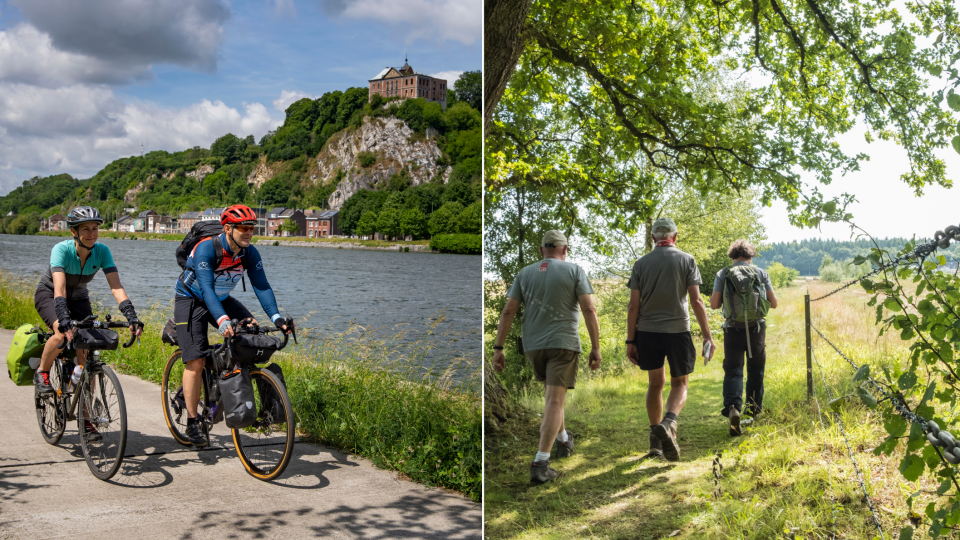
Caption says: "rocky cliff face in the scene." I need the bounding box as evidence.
[247,155,275,189]
[321,117,452,210]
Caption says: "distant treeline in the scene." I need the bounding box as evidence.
[755,237,960,275]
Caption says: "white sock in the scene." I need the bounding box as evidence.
[535,451,551,463]
[556,430,569,443]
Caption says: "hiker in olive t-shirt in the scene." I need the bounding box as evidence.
[710,239,778,436]
[626,217,715,462]
[492,230,602,485]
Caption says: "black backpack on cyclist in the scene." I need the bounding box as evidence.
[175,220,249,291]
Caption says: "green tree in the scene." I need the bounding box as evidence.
[428,201,464,236]
[767,262,800,289]
[356,211,378,237]
[452,70,481,112]
[211,133,243,164]
[258,177,291,206]
[455,201,481,235]
[423,102,445,132]
[400,208,428,239]
[377,208,402,239]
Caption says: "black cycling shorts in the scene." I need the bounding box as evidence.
[34,289,93,333]
[634,331,697,378]
[174,295,253,364]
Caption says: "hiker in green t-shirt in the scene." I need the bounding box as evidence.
[626,217,715,462]
[492,230,602,485]
[709,239,779,436]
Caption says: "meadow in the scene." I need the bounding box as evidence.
[484,280,946,538]
[0,270,481,501]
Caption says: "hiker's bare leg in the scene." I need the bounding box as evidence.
[646,367,666,425]
[540,384,567,453]
[666,375,690,416]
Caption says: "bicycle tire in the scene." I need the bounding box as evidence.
[161,350,212,447]
[232,368,295,481]
[78,364,127,480]
[35,358,66,445]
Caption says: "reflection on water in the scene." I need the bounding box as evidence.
[0,235,480,387]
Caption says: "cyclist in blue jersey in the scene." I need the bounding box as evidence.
[174,204,294,447]
[33,206,143,398]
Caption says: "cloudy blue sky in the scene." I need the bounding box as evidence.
[0,0,480,197]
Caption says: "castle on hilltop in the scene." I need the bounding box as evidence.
[368,58,448,109]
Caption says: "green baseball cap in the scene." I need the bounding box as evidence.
[541,230,568,247]
[652,217,677,233]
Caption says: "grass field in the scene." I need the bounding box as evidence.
[484,281,947,539]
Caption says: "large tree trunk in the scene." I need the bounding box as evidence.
[484,0,533,135]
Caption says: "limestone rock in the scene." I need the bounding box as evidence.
[186,164,215,182]
[247,155,274,189]
[322,117,451,210]
[123,182,145,204]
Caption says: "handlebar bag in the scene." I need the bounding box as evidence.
[220,367,257,429]
[6,324,44,386]
[73,328,119,351]
[161,316,178,346]
[230,334,282,364]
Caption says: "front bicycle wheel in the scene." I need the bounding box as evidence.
[161,350,211,447]
[232,368,295,481]
[35,359,65,445]
[78,364,127,480]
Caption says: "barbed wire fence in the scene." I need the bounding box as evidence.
[800,223,960,537]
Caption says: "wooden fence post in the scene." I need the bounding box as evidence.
[805,293,813,401]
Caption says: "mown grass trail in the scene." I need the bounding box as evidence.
[485,282,943,539]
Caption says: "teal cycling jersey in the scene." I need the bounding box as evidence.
[36,240,117,300]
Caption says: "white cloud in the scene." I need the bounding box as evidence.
[317,0,480,45]
[0,84,281,196]
[268,0,298,16]
[273,90,318,112]
[429,70,463,88]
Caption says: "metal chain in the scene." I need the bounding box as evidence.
[810,348,838,540]
[811,345,885,539]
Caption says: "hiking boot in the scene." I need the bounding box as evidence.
[729,407,742,437]
[185,420,209,448]
[653,418,680,462]
[34,371,53,395]
[555,433,575,458]
[530,460,558,485]
[83,420,102,442]
[648,429,664,458]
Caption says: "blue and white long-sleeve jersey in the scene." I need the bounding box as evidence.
[174,234,282,327]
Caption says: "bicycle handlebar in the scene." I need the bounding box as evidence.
[229,318,292,350]
[52,316,143,350]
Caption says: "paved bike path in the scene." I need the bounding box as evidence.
[0,330,481,540]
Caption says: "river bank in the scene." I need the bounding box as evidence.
[0,271,481,501]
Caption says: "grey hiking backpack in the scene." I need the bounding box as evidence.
[721,265,771,357]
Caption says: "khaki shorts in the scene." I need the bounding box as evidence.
[525,348,580,389]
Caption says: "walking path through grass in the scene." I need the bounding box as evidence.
[485,283,934,539]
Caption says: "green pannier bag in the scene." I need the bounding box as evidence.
[7,324,44,386]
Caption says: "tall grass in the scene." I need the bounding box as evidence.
[1,270,481,501]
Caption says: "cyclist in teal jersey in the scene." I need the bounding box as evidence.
[33,207,143,396]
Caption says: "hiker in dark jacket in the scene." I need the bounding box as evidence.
[710,239,778,436]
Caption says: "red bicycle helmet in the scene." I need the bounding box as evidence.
[221,204,258,226]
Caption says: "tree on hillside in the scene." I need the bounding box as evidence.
[211,133,244,164]
[258,177,291,206]
[484,0,960,231]
[453,70,481,112]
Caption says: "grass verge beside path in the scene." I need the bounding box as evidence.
[485,283,935,539]
[0,270,480,501]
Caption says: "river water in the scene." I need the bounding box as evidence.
[0,234,481,388]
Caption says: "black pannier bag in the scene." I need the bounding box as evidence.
[257,363,288,424]
[73,328,119,350]
[161,316,178,346]
[230,334,282,364]
[220,367,257,429]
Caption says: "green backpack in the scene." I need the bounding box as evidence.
[721,265,771,358]
[6,324,44,386]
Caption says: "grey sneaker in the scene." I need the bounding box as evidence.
[555,434,575,458]
[34,371,53,395]
[648,429,664,458]
[653,419,680,462]
[185,420,209,448]
[729,407,742,437]
[530,460,558,485]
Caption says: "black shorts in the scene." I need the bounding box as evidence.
[174,295,253,363]
[634,331,696,377]
[34,289,93,332]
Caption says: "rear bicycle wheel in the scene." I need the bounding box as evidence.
[161,350,211,447]
[35,359,65,445]
[78,364,127,480]
[232,368,295,481]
